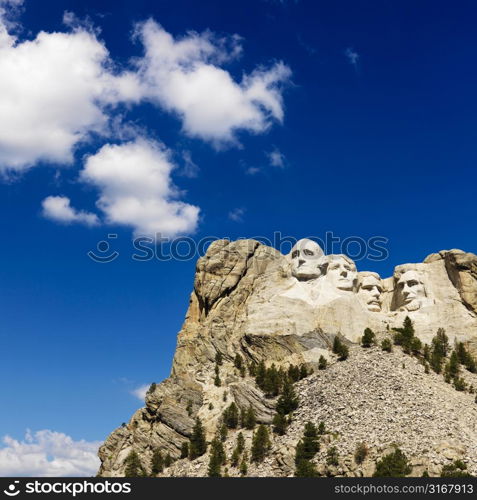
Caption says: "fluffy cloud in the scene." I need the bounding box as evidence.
[266,147,286,168]
[228,207,245,222]
[0,14,140,171]
[41,196,99,226]
[130,384,150,401]
[135,19,291,145]
[79,138,199,237]
[0,430,100,477]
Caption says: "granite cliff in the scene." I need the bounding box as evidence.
[97,239,477,477]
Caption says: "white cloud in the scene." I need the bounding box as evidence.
[266,147,286,168]
[0,15,140,172]
[42,196,99,226]
[0,430,100,477]
[79,138,199,237]
[134,19,291,146]
[130,384,150,401]
[345,47,359,68]
[228,207,245,222]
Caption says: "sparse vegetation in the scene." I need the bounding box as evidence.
[354,442,368,465]
[333,336,349,361]
[361,328,376,348]
[326,446,339,466]
[318,355,328,370]
[373,448,411,477]
[124,450,145,477]
[381,338,393,353]
[441,460,471,477]
[251,425,271,463]
[150,449,164,475]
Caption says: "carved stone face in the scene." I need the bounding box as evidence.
[396,270,426,311]
[327,255,357,291]
[289,239,324,281]
[359,274,383,312]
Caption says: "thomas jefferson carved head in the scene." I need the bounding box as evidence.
[358,272,383,312]
[326,254,358,291]
[395,269,427,311]
[289,238,324,281]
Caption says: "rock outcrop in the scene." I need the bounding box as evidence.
[97,239,477,477]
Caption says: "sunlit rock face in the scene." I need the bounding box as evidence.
[98,238,477,477]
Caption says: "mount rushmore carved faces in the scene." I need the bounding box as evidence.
[358,272,383,312]
[395,269,427,311]
[326,254,358,292]
[289,238,324,281]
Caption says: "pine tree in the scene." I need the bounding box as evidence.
[381,338,393,353]
[223,402,239,428]
[448,350,460,378]
[236,432,245,454]
[276,378,299,415]
[295,458,318,477]
[326,446,339,466]
[318,422,326,435]
[255,360,266,388]
[432,328,449,357]
[272,412,288,435]
[231,447,241,467]
[180,442,189,459]
[430,348,443,373]
[299,364,309,379]
[220,422,228,442]
[215,352,223,366]
[240,454,248,476]
[240,365,246,378]
[333,336,349,360]
[423,344,431,362]
[441,460,471,477]
[234,353,243,369]
[244,406,256,430]
[288,365,300,382]
[393,316,415,353]
[262,364,281,397]
[164,453,173,467]
[354,442,368,465]
[189,417,207,460]
[318,355,328,370]
[361,328,376,348]
[373,448,411,477]
[124,450,145,477]
[150,449,164,475]
[208,437,226,477]
[251,425,271,462]
[214,373,221,387]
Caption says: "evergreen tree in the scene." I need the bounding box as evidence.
[373,448,411,477]
[147,382,157,394]
[423,344,430,362]
[410,336,422,355]
[231,447,241,467]
[272,412,288,435]
[244,406,256,430]
[214,373,221,387]
[295,458,318,477]
[276,378,299,415]
[251,425,271,462]
[361,328,376,348]
[240,365,246,378]
[430,348,443,374]
[381,338,393,353]
[299,364,309,379]
[393,316,415,353]
[150,449,164,475]
[432,328,449,357]
[220,423,228,442]
[215,352,223,366]
[441,460,471,477]
[287,365,300,382]
[164,453,173,467]
[189,417,207,460]
[240,454,248,476]
[124,450,145,477]
[223,402,239,428]
[234,353,243,369]
[448,350,460,378]
[333,336,349,361]
[180,442,189,459]
[248,363,257,377]
[318,355,328,370]
[354,442,368,465]
[236,432,245,454]
[326,446,339,466]
[318,422,326,435]
[262,364,281,397]
[255,361,266,388]
[208,437,226,477]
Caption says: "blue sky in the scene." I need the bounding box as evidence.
[0,0,476,476]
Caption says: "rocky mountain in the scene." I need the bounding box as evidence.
[97,239,477,477]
